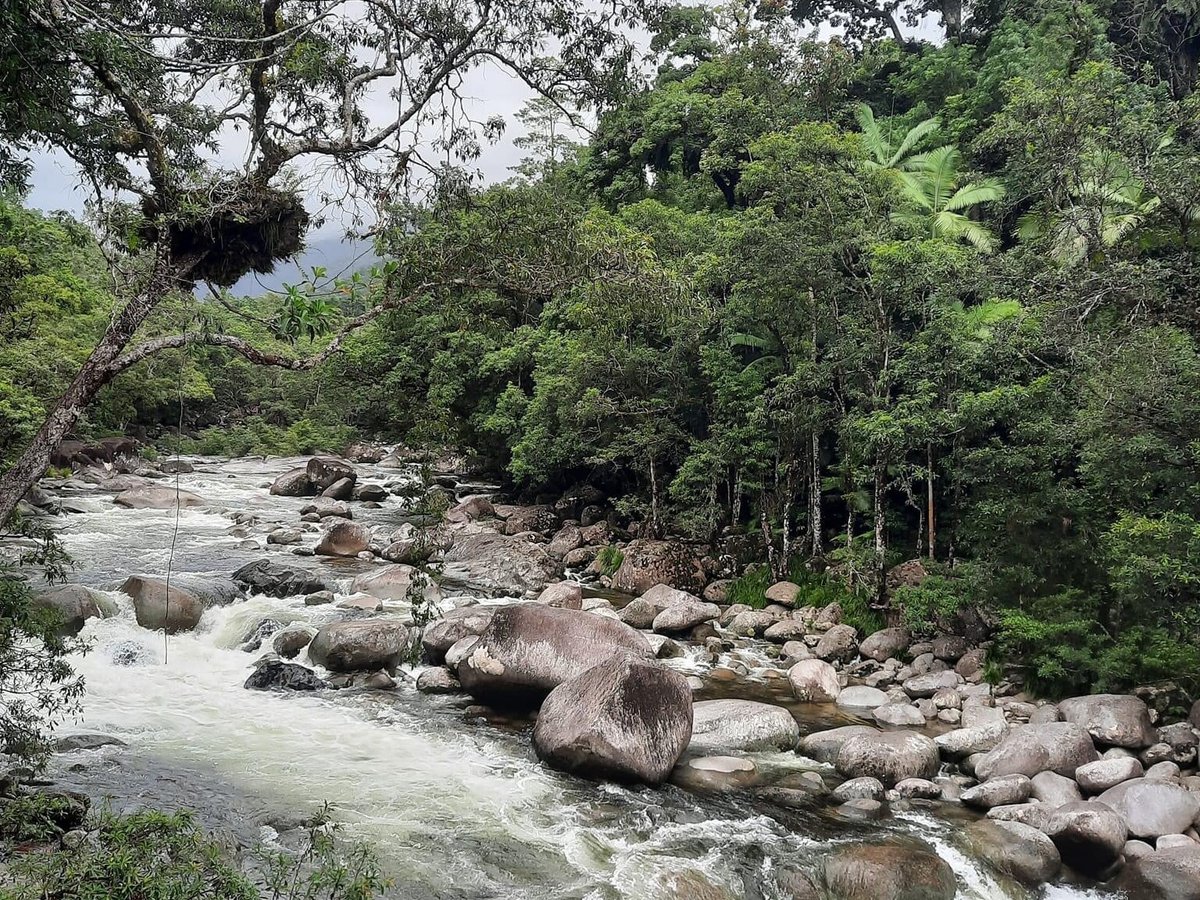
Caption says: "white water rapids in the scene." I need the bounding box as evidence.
[27,457,1112,898]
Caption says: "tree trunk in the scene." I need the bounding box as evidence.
[809,429,822,558]
[759,499,778,580]
[0,254,192,525]
[926,442,936,560]
[872,454,887,610]
[648,455,661,539]
[780,466,792,581]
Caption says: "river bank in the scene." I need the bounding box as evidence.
[5,451,1197,898]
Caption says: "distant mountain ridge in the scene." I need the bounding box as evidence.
[230,234,379,297]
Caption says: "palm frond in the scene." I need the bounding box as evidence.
[854,103,890,167]
[944,178,1005,212]
[935,210,998,252]
[890,117,940,169]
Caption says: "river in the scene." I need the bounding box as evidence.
[34,456,1111,899]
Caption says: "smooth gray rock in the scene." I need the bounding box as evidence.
[873,703,925,727]
[1030,770,1082,807]
[837,686,889,709]
[835,731,940,786]
[1076,756,1144,794]
[1058,693,1157,749]
[788,658,840,702]
[798,725,879,765]
[974,723,1099,780]
[421,606,496,663]
[1096,778,1200,839]
[967,819,1061,885]
[1044,801,1127,876]
[1113,845,1200,900]
[308,620,409,672]
[689,699,799,754]
[901,671,960,699]
[858,627,910,663]
[962,774,1033,810]
[822,843,956,900]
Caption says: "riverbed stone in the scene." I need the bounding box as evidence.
[315,520,372,557]
[244,660,326,691]
[836,686,889,710]
[670,755,758,792]
[440,531,558,597]
[689,699,800,754]
[934,721,1008,759]
[835,731,940,786]
[974,722,1099,780]
[799,726,879,765]
[832,777,885,803]
[726,609,779,637]
[533,655,691,785]
[421,606,496,663]
[272,624,317,659]
[1058,693,1157,749]
[306,457,356,492]
[307,620,409,672]
[858,627,910,663]
[119,574,240,633]
[822,843,956,900]
[609,540,706,595]
[416,667,461,694]
[1044,800,1128,876]
[34,584,113,634]
[1096,778,1200,839]
[901,671,960,699]
[1113,845,1200,900]
[873,704,925,728]
[535,582,583,609]
[1031,770,1082,807]
[966,819,1061,885]
[788,659,841,703]
[764,581,802,605]
[1076,756,1144,793]
[962,773,1033,809]
[894,778,941,799]
[814,624,858,663]
[320,477,355,500]
[351,564,440,604]
[269,466,313,496]
[653,597,720,634]
[457,604,653,704]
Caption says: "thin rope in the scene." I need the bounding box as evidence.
[161,327,186,665]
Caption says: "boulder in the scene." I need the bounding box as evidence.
[446,496,495,523]
[689,699,800,754]
[935,721,1008,759]
[272,624,317,659]
[307,620,410,672]
[535,582,583,609]
[119,574,240,633]
[873,704,925,728]
[34,584,113,634]
[763,581,802,605]
[1030,770,1082,807]
[726,609,778,637]
[653,598,720,634]
[232,560,329,598]
[416,667,461,694]
[244,660,326,691]
[314,521,372,557]
[931,635,970,662]
[320,477,355,500]
[670,755,758,792]
[269,466,312,496]
[835,731,940,785]
[547,525,584,558]
[961,774,1033,810]
[1096,778,1200,839]
[353,483,389,502]
[113,485,204,509]
[617,597,659,629]
[858,627,910,663]
[788,659,841,703]
[894,778,941,799]
[1043,801,1127,876]
[502,505,559,536]
[421,606,496,663]
[306,457,356,492]
[351,564,440,604]
[1113,845,1200,899]
[532,655,692,785]
[974,723,1099,780]
[609,540,706,595]
[901,671,960,699]
[457,604,653,704]
[832,777,885,803]
[822,843,956,900]
[836,686,889,710]
[1076,756,1143,794]
[799,726,879,765]
[1058,693,1157,749]
[440,531,558,597]
[300,498,351,519]
[814,624,858,663]
[966,820,1061,885]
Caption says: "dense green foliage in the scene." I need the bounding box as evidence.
[4,0,1200,697]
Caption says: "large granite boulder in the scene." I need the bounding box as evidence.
[244,660,327,691]
[457,604,653,704]
[788,659,841,702]
[858,627,910,663]
[1043,801,1127,876]
[314,521,372,557]
[1075,756,1144,794]
[351,564,441,604]
[307,620,410,672]
[232,559,330,598]
[1095,778,1200,839]
[421,605,497,663]
[652,595,720,634]
[835,731,940,786]
[966,820,1061,885]
[798,726,880,765]
[1112,845,1200,900]
[34,584,114,634]
[119,574,240,633]
[306,457,356,492]
[822,843,956,900]
[1057,693,1156,749]
[532,655,692,785]
[502,505,559,537]
[609,540,706,595]
[440,531,558,597]
[974,723,1099,780]
[689,699,799,754]
[269,466,313,496]
[814,624,858,663]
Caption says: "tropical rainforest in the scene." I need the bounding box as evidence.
[3,0,1200,702]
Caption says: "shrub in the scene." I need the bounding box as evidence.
[595,546,624,577]
[726,564,771,609]
[892,574,974,637]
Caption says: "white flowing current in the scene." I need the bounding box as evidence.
[30,457,1112,899]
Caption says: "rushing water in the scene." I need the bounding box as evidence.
[27,457,1112,899]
